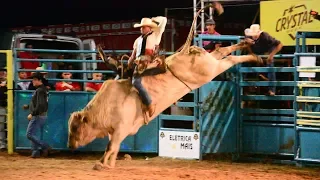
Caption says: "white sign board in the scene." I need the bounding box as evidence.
[299,56,316,78]
[159,130,200,159]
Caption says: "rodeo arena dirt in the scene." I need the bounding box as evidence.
[0,151,319,180]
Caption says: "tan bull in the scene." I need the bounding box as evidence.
[67,4,261,170]
[67,41,261,169]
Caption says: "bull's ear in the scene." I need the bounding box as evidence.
[74,112,82,120]
[81,115,88,124]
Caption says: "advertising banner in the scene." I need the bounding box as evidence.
[260,0,320,46]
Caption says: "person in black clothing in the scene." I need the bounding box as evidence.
[244,24,283,96]
[26,72,51,158]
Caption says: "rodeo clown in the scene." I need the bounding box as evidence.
[127,16,167,117]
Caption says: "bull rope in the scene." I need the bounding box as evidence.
[120,54,130,79]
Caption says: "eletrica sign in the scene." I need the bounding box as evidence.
[260,0,320,46]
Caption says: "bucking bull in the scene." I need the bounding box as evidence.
[67,4,262,170]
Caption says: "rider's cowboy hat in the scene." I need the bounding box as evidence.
[133,18,158,28]
[244,24,263,37]
[31,67,48,74]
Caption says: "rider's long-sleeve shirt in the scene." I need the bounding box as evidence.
[133,16,167,57]
[29,84,48,116]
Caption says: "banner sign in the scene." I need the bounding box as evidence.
[260,0,320,46]
[158,130,200,159]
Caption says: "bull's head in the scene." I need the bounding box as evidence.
[67,111,97,149]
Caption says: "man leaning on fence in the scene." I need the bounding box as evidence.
[26,72,51,158]
[244,24,283,96]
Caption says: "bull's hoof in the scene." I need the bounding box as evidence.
[124,154,132,161]
[93,163,104,171]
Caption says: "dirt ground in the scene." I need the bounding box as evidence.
[1,151,320,180]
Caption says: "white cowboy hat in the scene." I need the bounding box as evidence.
[244,24,263,37]
[133,18,158,28]
[31,67,48,74]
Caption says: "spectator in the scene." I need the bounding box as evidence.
[55,71,81,91]
[19,43,39,77]
[0,68,6,150]
[85,70,103,92]
[202,19,221,52]
[17,69,31,90]
[244,24,283,96]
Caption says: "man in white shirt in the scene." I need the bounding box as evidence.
[127,16,167,117]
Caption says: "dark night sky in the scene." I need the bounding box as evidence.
[3,0,193,28]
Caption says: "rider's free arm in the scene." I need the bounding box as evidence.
[263,32,283,58]
[152,16,168,55]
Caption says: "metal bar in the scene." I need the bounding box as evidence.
[296,100,320,103]
[259,54,295,58]
[159,128,195,132]
[16,58,128,63]
[297,111,320,115]
[297,81,320,87]
[159,114,195,121]
[14,48,174,55]
[297,119,320,122]
[17,79,108,83]
[239,67,295,73]
[241,95,295,101]
[296,126,320,131]
[295,158,320,163]
[242,116,294,122]
[240,81,296,86]
[296,114,320,119]
[296,96,320,102]
[174,102,197,107]
[5,50,13,155]
[297,122,320,126]
[293,42,299,162]
[17,69,115,73]
[243,122,294,127]
[16,90,96,94]
[296,96,320,99]
[295,53,320,56]
[297,66,320,70]
[197,34,244,41]
[15,48,131,53]
[241,108,295,114]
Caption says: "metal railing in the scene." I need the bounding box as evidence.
[0,50,13,155]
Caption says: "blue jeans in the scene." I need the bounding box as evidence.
[26,115,49,156]
[267,62,276,92]
[132,76,152,106]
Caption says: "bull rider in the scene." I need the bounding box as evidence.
[127,16,167,117]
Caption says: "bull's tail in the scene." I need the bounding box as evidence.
[142,103,149,125]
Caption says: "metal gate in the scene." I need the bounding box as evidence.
[294,31,320,165]
[13,48,162,153]
[194,35,242,157]
[0,50,13,155]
